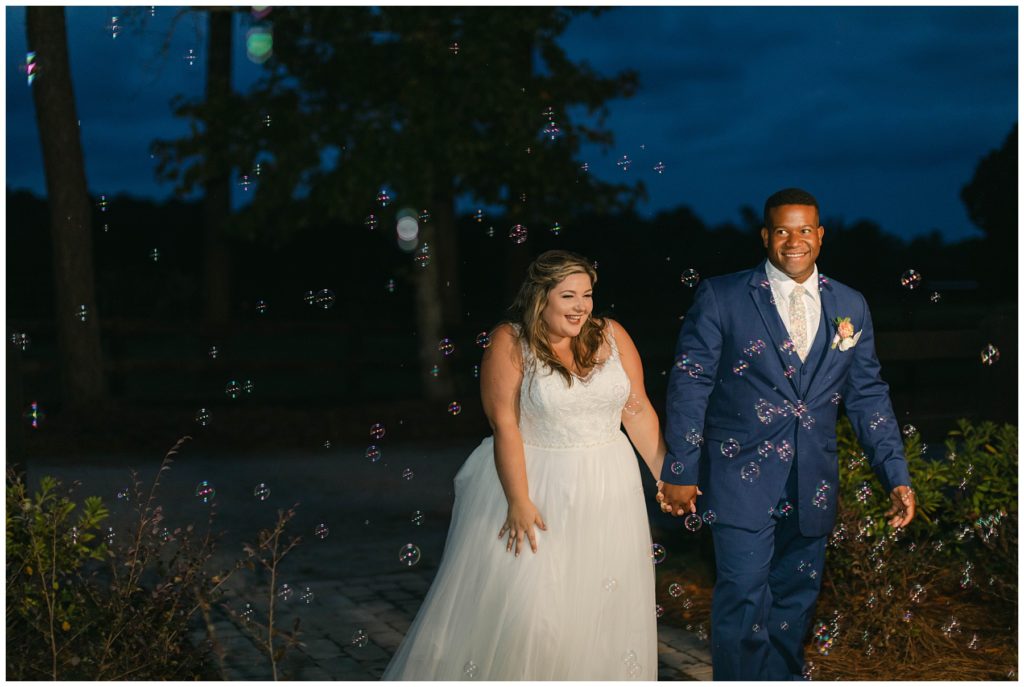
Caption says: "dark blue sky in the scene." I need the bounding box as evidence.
[5,5,1018,241]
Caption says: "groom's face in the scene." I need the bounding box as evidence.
[761,204,824,283]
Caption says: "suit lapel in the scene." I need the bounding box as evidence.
[804,276,839,399]
[747,263,799,396]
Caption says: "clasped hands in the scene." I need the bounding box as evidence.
[656,481,702,516]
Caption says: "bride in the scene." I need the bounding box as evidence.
[383,250,666,680]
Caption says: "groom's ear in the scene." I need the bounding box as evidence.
[760,226,770,248]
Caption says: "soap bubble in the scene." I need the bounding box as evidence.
[980,344,1000,366]
[472,364,480,378]
[256,300,268,315]
[653,161,666,174]
[780,338,797,356]
[830,392,842,405]
[10,332,31,351]
[438,338,455,356]
[541,121,561,141]
[602,577,618,592]
[508,224,528,244]
[240,603,254,624]
[253,483,271,501]
[370,423,386,440]
[550,221,562,236]
[784,365,797,379]
[207,345,219,359]
[448,42,460,55]
[149,248,160,262]
[415,243,432,268]
[930,291,942,304]
[183,48,198,66]
[300,586,314,604]
[668,582,683,597]
[680,269,700,288]
[75,304,88,322]
[351,629,369,647]
[377,188,392,207]
[868,412,888,430]
[195,481,215,504]
[702,510,717,524]
[195,408,210,426]
[23,402,44,429]
[463,661,478,679]
[812,481,831,509]
[314,523,329,540]
[902,423,917,437]
[743,339,767,357]
[430,365,439,378]
[116,487,130,503]
[243,379,254,395]
[684,513,703,532]
[899,269,922,290]
[651,543,667,564]
[685,429,704,446]
[909,583,927,604]
[313,289,335,309]
[447,401,462,416]
[616,155,632,171]
[669,461,684,476]
[364,214,379,231]
[365,445,382,462]
[740,462,761,483]
[720,438,740,458]
[757,441,773,459]
[755,399,775,424]
[732,360,749,376]
[411,510,424,526]
[655,604,665,618]
[856,482,872,503]
[385,278,396,293]
[398,543,421,567]
[402,468,415,481]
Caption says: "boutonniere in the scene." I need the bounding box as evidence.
[830,316,862,351]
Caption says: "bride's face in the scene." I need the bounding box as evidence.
[541,272,593,340]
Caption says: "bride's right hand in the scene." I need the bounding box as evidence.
[498,499,547,556]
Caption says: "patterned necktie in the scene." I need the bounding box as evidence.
[789,285,808,363]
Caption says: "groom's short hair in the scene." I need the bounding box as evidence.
[763,188,819,227]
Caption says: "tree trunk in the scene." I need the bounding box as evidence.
[202,10,234,326]
[26,7,108,408]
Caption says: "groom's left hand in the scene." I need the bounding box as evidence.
[886,485,916,528]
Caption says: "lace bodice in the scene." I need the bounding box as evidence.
[517,323,631,448]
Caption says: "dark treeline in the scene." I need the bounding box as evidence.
[6,188,1008,328]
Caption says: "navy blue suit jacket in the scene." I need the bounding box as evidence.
[661,261,912,537]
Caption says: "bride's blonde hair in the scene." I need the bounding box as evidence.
[506,250,605,385]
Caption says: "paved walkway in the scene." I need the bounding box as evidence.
[28,440,712,680]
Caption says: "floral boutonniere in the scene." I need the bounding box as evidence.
[830,316,862,351]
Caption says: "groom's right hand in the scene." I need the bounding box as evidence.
[656,481,701,517]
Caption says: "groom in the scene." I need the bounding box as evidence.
[657,188,915,680]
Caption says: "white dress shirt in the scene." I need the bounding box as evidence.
[765,260,821,361]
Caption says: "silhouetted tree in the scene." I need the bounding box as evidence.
[154,7,640,399]
[962,124,1016,292]
[26,7,108,407]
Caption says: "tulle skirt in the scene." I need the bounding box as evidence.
[381,433,657,680]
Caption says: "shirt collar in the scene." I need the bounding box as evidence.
[765,260,820,303]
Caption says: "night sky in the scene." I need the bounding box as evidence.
[5,5,1018,242]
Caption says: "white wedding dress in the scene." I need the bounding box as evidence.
[382,324,657,680]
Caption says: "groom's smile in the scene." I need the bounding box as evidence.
[761,204,824,283]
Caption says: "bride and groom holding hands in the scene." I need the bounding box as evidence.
[383,187,915,681]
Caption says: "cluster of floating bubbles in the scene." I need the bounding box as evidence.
[674,353,704,379]
[812,481,831,509]
[621,649,643,678]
